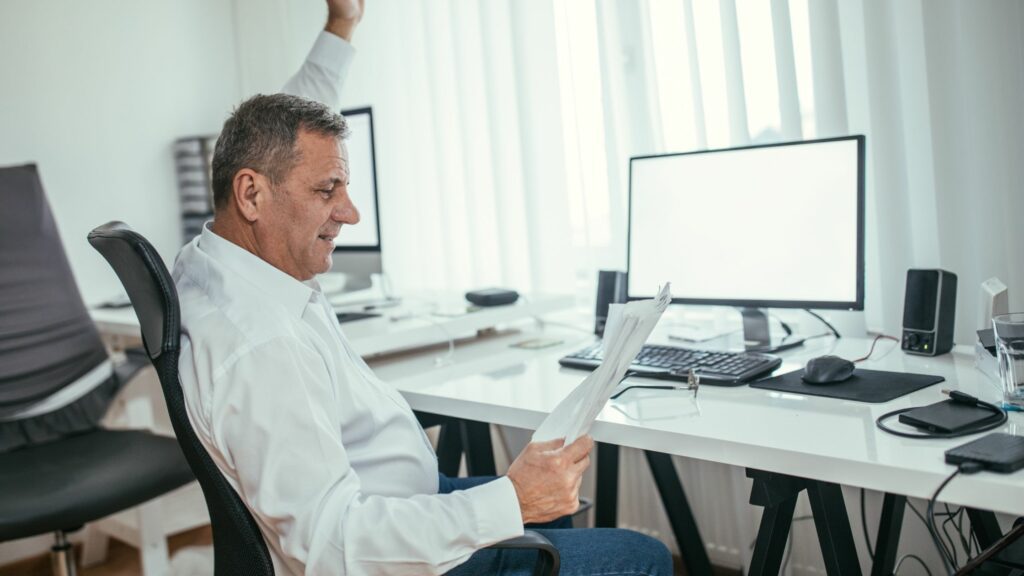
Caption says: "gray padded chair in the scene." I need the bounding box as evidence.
[88,221,560,576]
[0,164,194,575]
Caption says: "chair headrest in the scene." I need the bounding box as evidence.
[87,222,179,360]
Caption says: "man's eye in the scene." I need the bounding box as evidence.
[317,189,333,198]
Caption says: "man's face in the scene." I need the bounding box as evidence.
[256,129,359,280]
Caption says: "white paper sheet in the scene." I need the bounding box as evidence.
[533,284,672,443]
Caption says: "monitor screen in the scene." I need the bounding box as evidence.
[335,107,380,249]
[627,136,864,310]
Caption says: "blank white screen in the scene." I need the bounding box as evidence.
[628,139,860,304]
[334,110,380,248]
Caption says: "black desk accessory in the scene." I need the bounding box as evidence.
[465,288,519,307]
[877,390,1007,439]
[594,270,627,336]
[336,311,381,323]
[899,399,1005,434]
[977,328,997,356]
[802,355,855,384]
[749,368,943,403]
[945,433,1024,473]
[901,268,957,356]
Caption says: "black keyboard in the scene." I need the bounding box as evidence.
[559,342,782,386]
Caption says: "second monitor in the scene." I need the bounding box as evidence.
[329,107,383,292]
[627,135,865,350]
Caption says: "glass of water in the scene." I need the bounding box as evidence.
[994,313,1024,407]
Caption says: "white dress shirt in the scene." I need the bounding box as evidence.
[172,33,523,576]
[173,226,523,575]
[282,31,355,111]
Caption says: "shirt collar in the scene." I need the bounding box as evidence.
[198,223,318,319]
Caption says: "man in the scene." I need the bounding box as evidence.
[173,3,672,575]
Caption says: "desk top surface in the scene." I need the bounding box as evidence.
[93,303,1024,515]
[369,320,1024,516]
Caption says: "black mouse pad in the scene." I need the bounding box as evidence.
[749,368,945,403]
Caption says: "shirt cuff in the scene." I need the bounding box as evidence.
[467,476,525,543]
[307,31,356,78]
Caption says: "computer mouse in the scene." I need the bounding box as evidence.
[802,355,856,385]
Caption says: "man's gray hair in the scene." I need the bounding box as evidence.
[211,93,349,209]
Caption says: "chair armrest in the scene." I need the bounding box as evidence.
[488,530,560,576]
[575,497,593,517]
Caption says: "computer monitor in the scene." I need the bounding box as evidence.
[329,107,382,291]
[627,135,865,351]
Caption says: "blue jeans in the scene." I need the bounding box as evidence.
[439,475,672,576]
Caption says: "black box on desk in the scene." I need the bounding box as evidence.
[901,269,957,356]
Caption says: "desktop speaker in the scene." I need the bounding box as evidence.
[595,270,627,336]
[902,269,957,356]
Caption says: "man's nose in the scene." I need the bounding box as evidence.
[334,195,360,225]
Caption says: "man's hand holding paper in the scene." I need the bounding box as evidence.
[533,284,672,443]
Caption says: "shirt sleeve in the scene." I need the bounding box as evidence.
[211,336,524,575]
[281,31,355,110]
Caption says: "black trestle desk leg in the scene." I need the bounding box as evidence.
[869,493,906,576]
[967,508,1004,550]
[435,421,463,477]
[595,442,619,528]
[806,481,862,576]
[747,470,799,576]
[460,420,497,477]
[644,451,712,576]
[415,412,463,477]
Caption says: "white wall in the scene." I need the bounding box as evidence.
[0,0,243,564]
[0,0,241,305]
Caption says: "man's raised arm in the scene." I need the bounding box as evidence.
[281,0,364,109]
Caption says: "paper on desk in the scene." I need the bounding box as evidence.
[533,284,672,444]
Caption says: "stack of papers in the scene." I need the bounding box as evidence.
[533,284,672,443]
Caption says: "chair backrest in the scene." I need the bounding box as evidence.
[88,221,274,576]
[0,164,108,417]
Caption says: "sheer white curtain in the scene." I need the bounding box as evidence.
[334,0,580,297]
[241,0,1023,338]
[378,0,1023,342]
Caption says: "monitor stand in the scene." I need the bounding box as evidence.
[739,308,806,353]
[323,273,400,310]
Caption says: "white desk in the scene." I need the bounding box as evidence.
[373,328,1022,516]
[368,319,1024,574]
[91,292,572,357]
[92,302,1023,573]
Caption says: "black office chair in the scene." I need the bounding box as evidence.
[88,221,560,576]
[0,164,194,576]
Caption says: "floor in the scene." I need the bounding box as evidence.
[1,525,740,576]
[0,526,212,576]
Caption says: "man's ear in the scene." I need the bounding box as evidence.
[231,169,269,222]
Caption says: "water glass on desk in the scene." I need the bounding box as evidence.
[995,313,1024,408]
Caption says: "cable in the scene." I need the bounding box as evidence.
[860,488,874,560]
[927,468,961,574]
[768,314,794,337]
[876,390,1007,439]
[926,463,985,575]
[906,499,957,564]
[418,314,456,367]
[851,334,900,363]
[804,309,841,338]
[940,505,960,567]
[893,553,933,576]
